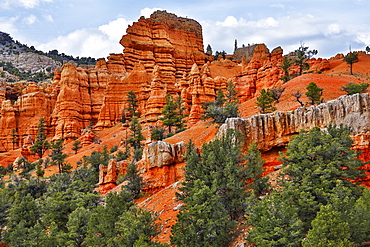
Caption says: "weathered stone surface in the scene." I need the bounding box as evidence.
[142,141,186,169]
[233,44,284,102]
[105,159,118,183]
[0,81,56,151]
[120,10,205,91]
[0,52,60,74]
[218,93,370,152]
[136,141,187,192]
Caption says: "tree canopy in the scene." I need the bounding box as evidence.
[341,82,369,95]
[343,52,358,75]
[247,125,369,246]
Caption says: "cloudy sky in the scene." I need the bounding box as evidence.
[0,0,369,59]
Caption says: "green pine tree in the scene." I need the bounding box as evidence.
[30,118,50,159]
[71,139,82,154]
[303,204,355,247]
[124,161,144,199]
[171,180,234,247]
[202,82,239,124]
[247,125,366,245]
[281,56,292,82]
[49,139,70,173]
[127,116,144,151]
[161,94,185,133]
[341,82,369,95]
[305,82,323,105]
[172,129,248,247]
[245,142,269,196]
[256,89,276,113]
[343,52,358,75]
[127,90,140,118]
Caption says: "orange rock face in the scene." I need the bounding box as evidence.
[120,10,206,90]
[233,44,284,102]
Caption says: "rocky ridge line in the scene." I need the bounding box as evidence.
[218,93,370,152]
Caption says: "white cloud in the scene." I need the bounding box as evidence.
[326,24,341,35]
[201,13,359,57]
[356,33,370,46]
[99,18,130,42]
[43,14,53,22]
[37,17,131,58]
[0,16,19,36]
[2,0,53,9]
[23,15,37,25]
[140,7,163,18]
[270,3,285,9]
[217,16,239,27]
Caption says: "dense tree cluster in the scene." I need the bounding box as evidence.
[0,166,165,246]
[247,125,370,246]
[171,129,268,246]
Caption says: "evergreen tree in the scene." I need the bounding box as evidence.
[256,88,276,113]
[83,145,110,172]
[172,129,248,246]
[206,44,213,56]
[161,94,185,133]
[175,95,187,131]
[341,82,369,95]
[347,189,370,244]
[65,207,91,247]
[126,90,139,118]
[30,118,50,159]
[247,191,304,246]
[305,82,323,105]
[303,204,355,247]
[124,161,144,199]
[49,139,70,173]
[151,126,166,141]
[127,116,145,158]
[114,207,163,247]
[245,142,269,196]
[343,52,358,75]
[71,139,82,154]
[36,164,44,178]
[202,82,239,124]
[225,80,238,103]
[86,190,134,246]
[281,56,292,82]
[171,180,234,247]
[247,125,366,245]
[11,128,18,150]
[294,43,318,76]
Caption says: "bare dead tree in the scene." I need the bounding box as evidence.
[271,86,285,103]
[292,90,304,106]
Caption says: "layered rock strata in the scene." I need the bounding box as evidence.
[139,141,186,192]
[120,10,206,91]
[218,93,370,152]
[233,44,284,102]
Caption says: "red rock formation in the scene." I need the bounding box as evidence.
[144,65,168,122]
[218,93,370,152]
[120,10,205,91]
[140,141,186,192]
[233,44,284,102]
[0,81,56,151]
